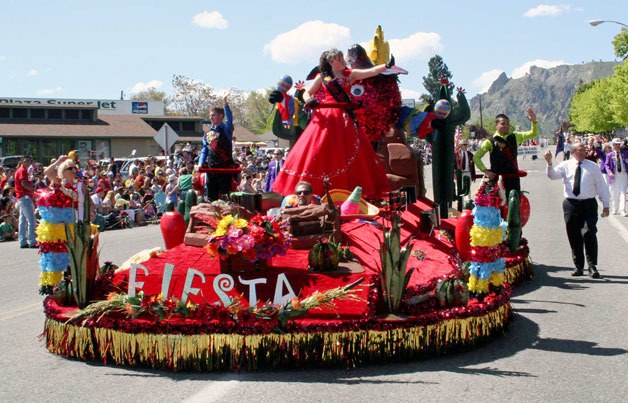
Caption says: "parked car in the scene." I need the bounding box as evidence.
[0,155,25,169]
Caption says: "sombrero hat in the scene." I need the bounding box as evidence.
[321,189,380,220]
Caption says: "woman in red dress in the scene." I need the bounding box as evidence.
[272,49,390,199]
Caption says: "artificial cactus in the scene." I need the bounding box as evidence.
[379,212,415,313]
[429,80,471,218]
[506,190,522,252]
[435,277,470,307]
[184,191,198,225]
[308,238,341,272]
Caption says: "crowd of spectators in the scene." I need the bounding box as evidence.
[0,141,289,243]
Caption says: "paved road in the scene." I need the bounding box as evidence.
[1,155,627,402]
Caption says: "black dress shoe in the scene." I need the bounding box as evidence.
[571,268,584,276]
[588,267,600,278]
[20,244,28,249]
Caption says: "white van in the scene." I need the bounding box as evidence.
[257,147,287,158]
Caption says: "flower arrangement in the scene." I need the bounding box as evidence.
[205,214,291,262]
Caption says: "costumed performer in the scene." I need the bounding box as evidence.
[199,91,236,201]
[36,155,79,294]
[473,108,538,197]
[271,48,390,199]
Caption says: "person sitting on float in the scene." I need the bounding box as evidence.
[280,181,321,209]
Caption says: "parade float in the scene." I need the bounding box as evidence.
[42,26,532,371]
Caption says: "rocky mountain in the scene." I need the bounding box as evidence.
[468,61,619,131]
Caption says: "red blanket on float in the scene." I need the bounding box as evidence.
[113,200,458,319]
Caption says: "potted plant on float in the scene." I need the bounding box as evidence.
[205,213,291,272]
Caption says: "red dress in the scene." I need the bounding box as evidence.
[272,72,389,199]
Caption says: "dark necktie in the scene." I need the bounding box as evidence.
[618,153,622,173]
[573,162,582,196]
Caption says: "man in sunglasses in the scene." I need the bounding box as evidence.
[281,181,320,208]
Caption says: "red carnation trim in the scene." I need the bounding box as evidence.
[470,244,506,263]
[39,241,68,253]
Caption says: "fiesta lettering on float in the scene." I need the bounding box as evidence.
[127,263,298,307]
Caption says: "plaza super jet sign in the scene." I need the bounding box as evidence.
[0,97,164,116]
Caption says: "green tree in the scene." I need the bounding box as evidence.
[130,88,172,113]
[243,90,274,134]
[569,77,619,133]
[169,74,218,116]
[421,55,455,102]
[612,29,628,60]
[608,61,628,125]
[224,89,247,127]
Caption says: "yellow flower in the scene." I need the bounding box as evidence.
[234,218,248,229]
[214,227,227,236]
[218,215,233,228]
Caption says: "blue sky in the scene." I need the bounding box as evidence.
[1,1,626,101]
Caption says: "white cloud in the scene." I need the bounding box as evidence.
[388,32,444,61]
[0,55,6,62]
[472,69,503,93]
[511,59,566,78]
[27,69,40,77]
[524,4,572,17]
[264,20,351,64]
[37,86,62,96]
[130,80,163,93]
[192,11,229,29]
[400,87,422,101]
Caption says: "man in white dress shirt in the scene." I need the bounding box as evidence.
[545,142,610,278]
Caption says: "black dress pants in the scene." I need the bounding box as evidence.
[562,198,598,270]
[205,171,232,202]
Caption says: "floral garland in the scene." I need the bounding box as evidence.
[64,279,365,331]
[45,284,511,336]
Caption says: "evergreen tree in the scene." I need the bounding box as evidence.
[421,55,455,102]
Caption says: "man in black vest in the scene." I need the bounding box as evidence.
[473,108,538,196]
[199,93,235,201]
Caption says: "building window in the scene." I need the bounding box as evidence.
[148,121,163,131]
[0,108,9,118]
[30,109,45,119]
[13,108,28,119]
[80,110,93,120]
[181,121,195,132]
[168,122,180,131]
[65,109,80,120]
[47,109,63,120]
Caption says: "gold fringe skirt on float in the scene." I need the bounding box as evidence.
[44,303,511,372]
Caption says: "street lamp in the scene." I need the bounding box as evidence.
[589,19,628,28]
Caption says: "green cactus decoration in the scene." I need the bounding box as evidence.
[506,189,522,252]
[435,277,470,307]
[176,199,186,217]
[379,212,415,313]
[64,188,99,309]
[428,80,470,218]
[184,191,198,225]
